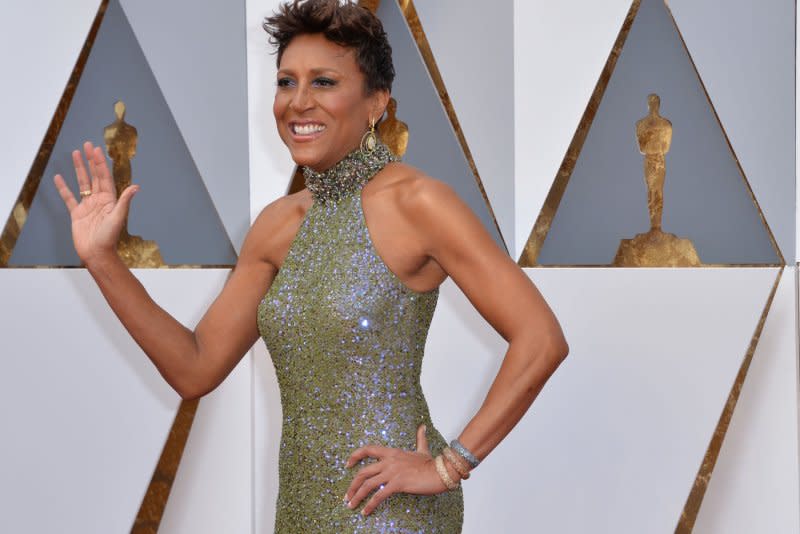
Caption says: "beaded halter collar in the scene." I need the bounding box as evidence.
[303,142,398,203]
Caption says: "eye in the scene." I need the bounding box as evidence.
[276,77,295,88]
[313,77,336,87]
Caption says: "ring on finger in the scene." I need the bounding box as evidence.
[80,190,92,197]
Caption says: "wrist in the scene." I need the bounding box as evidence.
[433,454,460,491]
[442,453,463,481]
[83,249,123,273]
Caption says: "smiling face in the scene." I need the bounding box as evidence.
[273,33,389,172]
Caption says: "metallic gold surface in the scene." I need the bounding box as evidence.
[397,0,507,253]
[614,94,700,267]
[614,229,701,267]
[675,267,784,533]
[378,97,409,157]
[0,0,110,266]
[131,399,199,534]
[104,100,164,268]
[518,0,641,267]
[637,94,671,231]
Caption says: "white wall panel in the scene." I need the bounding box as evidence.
[513,0,632,258]
[694,268,800,533]
[247,4,290,529]
[247,0,297,221]
[159,351,253,534]
[0,269,229,533]
[0,0,99,227]
[425,268,776,533]
[252,342,282,534]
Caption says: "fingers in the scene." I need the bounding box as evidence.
[53,174,78,212]
[346,445,388,468]
[415,424,429,454]
[345,462,382,504]
[72,148,91,195]
[361,480,397,516]
[346,474,392,513]
[110,184,139,222]
[91,145,115,194]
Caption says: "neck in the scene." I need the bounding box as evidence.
[303,142,398,203]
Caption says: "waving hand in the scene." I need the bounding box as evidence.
[53,141,139,265]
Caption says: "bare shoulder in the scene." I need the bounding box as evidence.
[242,189,313,269]
[371,161,458,212]
[372,161,497,260]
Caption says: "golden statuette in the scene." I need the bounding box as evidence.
[614,94,700,267]
[103,100,164,267]
[377,97,409,157]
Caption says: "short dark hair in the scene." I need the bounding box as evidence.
[263,0,395,94]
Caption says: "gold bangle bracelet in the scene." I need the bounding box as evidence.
[443,447,471,480]
[434,454,460,490]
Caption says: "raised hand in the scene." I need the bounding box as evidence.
[343,424,454,516]
[53,141,139,265]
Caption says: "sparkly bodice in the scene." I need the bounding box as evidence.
[257,144,463,532]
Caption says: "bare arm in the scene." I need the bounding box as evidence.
[54,142,282,399]
[345,172,568,515]
[411,177,569,462]
[84,230,275,400]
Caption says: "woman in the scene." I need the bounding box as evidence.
[53,0,568,531]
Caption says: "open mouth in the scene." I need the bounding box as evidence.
[290,122,326,136]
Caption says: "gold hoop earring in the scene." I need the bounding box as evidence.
[360,116,378,153]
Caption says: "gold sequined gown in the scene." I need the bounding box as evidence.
[257,144,464,533]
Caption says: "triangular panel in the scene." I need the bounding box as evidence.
[519,0,781,267]
[7,0,236,266]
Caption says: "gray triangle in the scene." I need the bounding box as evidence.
[119,0,250,252]
[10,0,236,266]
[536,0,779,265]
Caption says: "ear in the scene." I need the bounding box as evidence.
[370,89,391,121]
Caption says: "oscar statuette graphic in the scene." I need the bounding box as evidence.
[103,100,165,267]
[614,94,700,266]
[377,97,409,157]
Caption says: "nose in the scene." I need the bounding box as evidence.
[289,83,314,113]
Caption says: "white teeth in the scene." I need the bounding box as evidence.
[293,123,325,135]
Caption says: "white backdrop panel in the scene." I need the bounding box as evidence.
[693,268,800,533]
[247,2,307,532]
[159,351,253,534]
[0,0,99,229]
[253,342,282,534]
[428,268,776,533]
[0,269,229,534]
[247,0,297,220]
